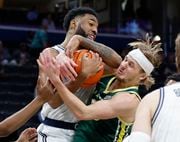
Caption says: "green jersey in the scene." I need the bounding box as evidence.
[73,75,140,142]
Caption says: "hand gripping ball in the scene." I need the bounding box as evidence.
[73,49,104,88]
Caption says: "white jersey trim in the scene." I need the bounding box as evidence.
[51,45,65,53]
[152,87,165,125]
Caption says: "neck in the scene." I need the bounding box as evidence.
[61,31,75,48]
[110,78,138,90]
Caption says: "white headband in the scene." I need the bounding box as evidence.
[128,48,154,75]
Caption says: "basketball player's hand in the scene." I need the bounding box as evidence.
[36,68,54,103]
[56,52,77,82]
[37,58,60,86]
[16,128,37,142]
[66,35,81,58]
[39,48,77,82]
[39,48,52,66]
[81,51,103,78]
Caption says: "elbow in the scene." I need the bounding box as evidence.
[110,62,121,69]
[112,59,122,69]
[70,105,92,121]
[73,109,91,121]
[107,55,122,69]
[74,112,88,121]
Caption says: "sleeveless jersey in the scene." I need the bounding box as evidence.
[37,45,95,141]
[39,44,95,122]
[152,82,180,142]
[73,75,140,142]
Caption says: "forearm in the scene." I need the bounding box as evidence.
[65,73,87,93]
[54,79,117,120]
[53,78,90,120]
[0,97,43,137]
[78,36,122,68]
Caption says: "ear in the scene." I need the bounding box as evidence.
[139,72,147,82]
[69,19,76,30]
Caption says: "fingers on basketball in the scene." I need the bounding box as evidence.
[73,49,104,87]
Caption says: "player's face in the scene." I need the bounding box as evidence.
[75,14,98,41]
[115,55,146,85]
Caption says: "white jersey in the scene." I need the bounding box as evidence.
[37,45,95,142]
[39,87,95,122]
[152,82,180,142]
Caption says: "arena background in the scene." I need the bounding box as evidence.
[0,0,179,141]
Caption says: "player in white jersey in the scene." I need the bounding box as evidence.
[37,6,123,142]
[37,45,95,141]
[151,83,180,142]
[123,33,180,142]
[37,7,121,142]
[36,7,100,142]
[123,82,180,142]
[37,81,95,142]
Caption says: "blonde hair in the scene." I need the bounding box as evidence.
[128,34,163,89]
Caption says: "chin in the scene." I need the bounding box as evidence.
[115,75,125,80]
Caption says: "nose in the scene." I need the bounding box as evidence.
[92,26,98,36]
[120,61,128,69]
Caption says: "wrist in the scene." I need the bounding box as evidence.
[50,76,61,85]
[35,97,45,105]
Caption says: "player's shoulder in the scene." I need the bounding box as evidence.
[141,89,160,106]
[137,88,160,118]
[51,44,65,53]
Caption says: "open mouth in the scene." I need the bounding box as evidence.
[117,68,125,75]
[87,35,96,40]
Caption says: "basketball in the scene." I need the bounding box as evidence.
[73,49,104,88]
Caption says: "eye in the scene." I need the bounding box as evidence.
[89,22,94,27]
[129,61,134,68]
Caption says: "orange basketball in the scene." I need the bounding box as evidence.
[73,49,104,88]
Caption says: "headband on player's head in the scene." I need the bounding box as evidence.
[128,48,154,75]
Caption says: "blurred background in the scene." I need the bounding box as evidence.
[0,0,179,141]
[0,0,180,52]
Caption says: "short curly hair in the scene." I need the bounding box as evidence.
[63,7,98,31]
